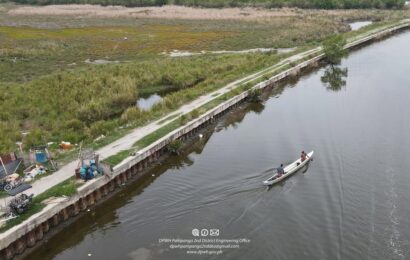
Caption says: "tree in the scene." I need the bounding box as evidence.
[155,0,167,5]
[322,34,348,66]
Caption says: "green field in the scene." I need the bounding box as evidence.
[0,6,354,83]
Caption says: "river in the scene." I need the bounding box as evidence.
[25,31,410,260]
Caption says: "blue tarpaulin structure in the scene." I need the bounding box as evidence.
[35,150,47,163]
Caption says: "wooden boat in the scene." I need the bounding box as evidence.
[263,151,314,186]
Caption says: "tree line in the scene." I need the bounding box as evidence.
[2,0,406,9]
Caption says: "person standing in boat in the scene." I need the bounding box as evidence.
[277,164,285,177]
[301,151,309,162]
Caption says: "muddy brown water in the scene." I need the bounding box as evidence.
[25,31,410,260]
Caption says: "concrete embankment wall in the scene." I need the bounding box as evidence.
[0,21,409,260]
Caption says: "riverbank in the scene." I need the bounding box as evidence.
[0,19,408,260]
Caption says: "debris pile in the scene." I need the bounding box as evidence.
[76,149,104,181]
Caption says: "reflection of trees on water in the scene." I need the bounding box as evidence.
[321,66,348,92]
[167,153,195,170]
[171,100,267,168]
[217,102,266,131]
[250,102,265,114]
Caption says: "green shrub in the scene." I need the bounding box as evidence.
[87,120,117,139]
[180,114,189,125]
[121,107,143,123]
[0,122,20,154]
[167,139,183,155]
[190,109,200,119]
[247,89,263,102]
[64,119,85,132]
[25,128,50,148]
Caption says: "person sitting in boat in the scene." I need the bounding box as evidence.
[277,164,285,177]
[301,151,309,162]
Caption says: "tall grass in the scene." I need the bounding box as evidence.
[0,52,291,153]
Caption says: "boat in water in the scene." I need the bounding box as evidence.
[263,151,314,186]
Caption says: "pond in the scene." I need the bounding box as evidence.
[349,21,373,31]
[136,94,162,110]
[84,59,120,65]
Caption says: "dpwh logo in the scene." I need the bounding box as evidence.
[192,228,219,237]
[210,229,219,236]
[192,229,199,237]
[201,229,209,237]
